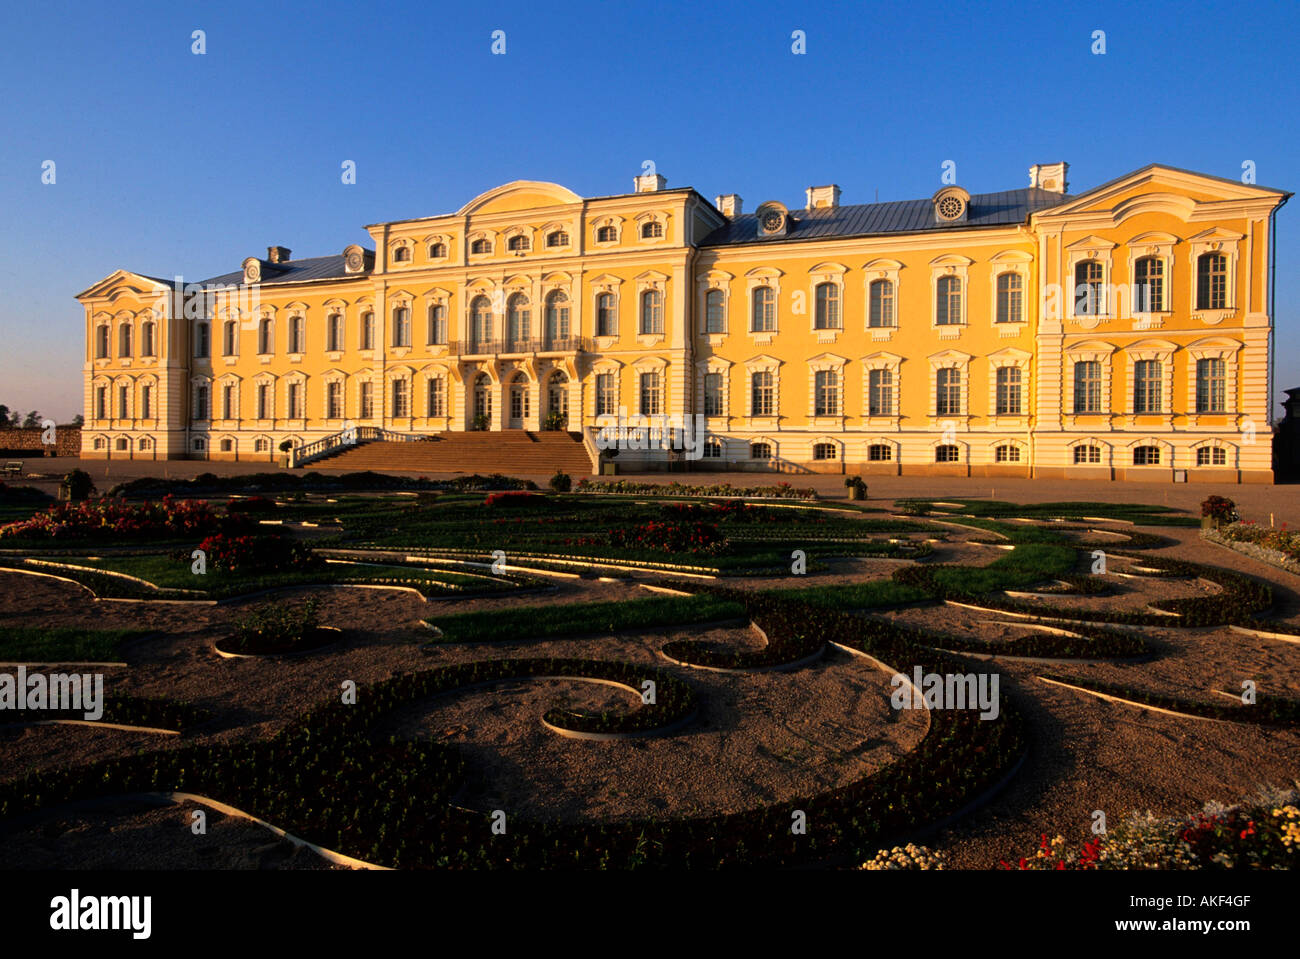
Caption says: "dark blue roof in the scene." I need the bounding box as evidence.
[700,187,1072,246]
[199,253,371,289]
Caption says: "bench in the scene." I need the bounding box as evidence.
[3,461,22,476]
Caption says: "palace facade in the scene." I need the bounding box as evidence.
[77,162,1289,481]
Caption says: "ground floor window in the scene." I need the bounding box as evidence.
[1196,446,1227,466]
[702,438,722,459]
[750,442,772,459]
[935,444,959,463]
[812,442,837,460]
[994,444,1021,463]
[1073,445,1101,464]
[1133,445,1161,466]
[867,444,893,462]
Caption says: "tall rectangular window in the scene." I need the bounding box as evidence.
[360,313,374,350]
[95,387,107,419]
[392,308,411,348]
[392,379,409,417]
[118,384,129,418]
[936,276,962,325]
[195,322,210,358]
[1134,257,1164,312]
[287,382,302,419]
[428,377,445,417]
[1134,360,1162,414]
[1197,253,1228,310]
[995,367,1022,415]
[1074,361,1102,413]
[868,369,893,416]
[327,381,343,419]
[595,373,617,416]
[222,383,235,419]
[639,371,661,416]
[751,371,774,416]
[814,370,839,416]
[289,316,304,354]
[427,305,446,346]
[814,283,840,330]
[194,385,209,420]
[327,314,344,351]
[996,273,1023,324]
[751,286,776,332]
[704,290,725,334]
[359,381,373,419]
[1196,358,1226,413]
[640,290,663,335]
[596,293,616,337]
[936,368,961,416]
[868,280,895,328]
[257,383,271,419]
[703,372,724,416]
[140,385,151,420]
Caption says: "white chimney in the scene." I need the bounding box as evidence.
[805,185,841,209]
[715,194,742,217]
[1029,162,1069,194]
[634,173,667,193]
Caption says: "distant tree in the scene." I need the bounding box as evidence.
[8,412,18,427]
[71,413,84,427]
[0,405,10,426]
[21,411,41,428]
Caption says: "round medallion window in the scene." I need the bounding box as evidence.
[937,195,965,220]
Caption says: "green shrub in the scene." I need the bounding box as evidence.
[549,470,572,492]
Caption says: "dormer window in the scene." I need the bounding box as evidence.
[932,187,970,224]
[508,235,530,252]
[754,201,789,238]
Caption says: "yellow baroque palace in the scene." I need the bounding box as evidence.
[77,162,1289,482]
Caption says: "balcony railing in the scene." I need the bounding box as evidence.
[448,336,592,357]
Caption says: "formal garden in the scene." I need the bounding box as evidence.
[0,470,1296,869]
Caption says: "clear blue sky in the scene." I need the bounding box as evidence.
[2,0,1297,421]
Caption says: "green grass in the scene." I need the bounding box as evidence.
[762,580,930,610]
[930,542,1078,594]
[0,626,147,661]
[898,498,1199,527]
[424,594,747,644]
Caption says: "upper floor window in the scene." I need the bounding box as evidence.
[392,246,411,262]
[96,325,110,359]
[1073,360,1102,413]
[639,289,663,335]
[194,384,209,420]
[868,369,893,416]
[427,304,447,345]
[545,290,569,342]
[814,369,840,416]
[703,372,724,416]
[1197,252,1228,310]
[751,286,776,332]
[507,235,530,252]
[428,242,447,258]
[392,306,411,348]
[222,383,236,419]
[596,292,616,337]
[326,380,343,419]
[195,322,210,358]
[428,376,446,417]
[1074,260,1104,316]
[507,293,531,346]
[223,319,238,356]
[936,368,961,416]
[814,282,840,330]
[995,366,1023,415]
[288,316,305,354]
[546,231,569,248]
[868,279,895,328]
[704,289,725,334]
[995,273,1023,324]
[470,295,493,344]
[595,372,617,416]
[596,225,617,243]
[1134,256,1164,312]
[118,324,133,358]
[360,312,375,350]
[639,371,662,415]
[936,275,963,325]
[258,318,274,354]
[470,238,492,255]
[751,370,775,416]
[256,383,271,419]
[141,321,155,357]
[1134,359,1162,414]
[641,220,663,239]
[326,314,344,352]
[1196,357,1227,413]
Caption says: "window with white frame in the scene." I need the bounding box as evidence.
[140,384,152,419]
[936,276,962,325]
[750,442,772,459]
[288,316,304,354]
[702,437,722,459]
[595,372,618,416]
[751,286,776,332]
[1073,444,1102,464]
[194,383,210,420]
[814,282,840,330]
[257,382,271,419]
[470,295,493,345]
[428,376,445,417]
[1074,361,1103,413]
[195,322,210,358]
[222,382,236,419]
[326,381,343,419]
[427,304,447,345]
[995,273,1023,324]
[392,307,411,348]
[1134,256,1165,312]
[392,378,410,418]
[259,318,274,354]
[1195,357,1227,413]
[995,367,1022,415]
[224,320,239,356]
[1134,360,1162,414]
[596,292,617,337]
[994,444,1021,463]
[287,381,303,419]
[868,443,893,462]
[935,444,959,463]
[704,289,725,334]
[1133,445,1161,466]
[1196,253,1228,310]
[814,369,840,416]
[95,325,110,359]
[869,280,895,328]
[640,290,663,335]
[327,313,344,351]
[359,381,373,419]
[471,237,492,255]
[141,321,155,357]
[868,369,893,416]
[703,372,724,416]
[936,368,961,416]
[545,291,569,343]
[360,312,374,350]
[1196,445,1227,466]
[812,442,837,461]
[1074,260,1105,317]
[639,371,662,415]
[751,370,775,416]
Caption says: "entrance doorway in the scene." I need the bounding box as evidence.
[509,373,530,429]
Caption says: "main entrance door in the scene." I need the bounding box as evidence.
[509,375,529,429]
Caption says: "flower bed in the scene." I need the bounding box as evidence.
[1207,522,1300,575]
[195,531,320,574]
[0,495,249,543]
[574,478,818,500]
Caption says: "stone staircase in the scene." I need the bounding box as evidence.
[309,430,595,476]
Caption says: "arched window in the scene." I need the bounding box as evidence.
[814,282,840,330]
[750,371,774,416]
[596,292,616,337]
[639,289,663,335]
[704,289,725,334]
[869,279,894,328]
[258,318,274,354]
[195,322,210,358]
[428,242,447,258]
[288,315,305,354]
[392,306,411,348]
[546,231,569,248]
[1073,445,1101,464]
[507,293,531,347]
[750,442,772,460]
[224,319,238,356]
[995,367,1023,415]
[1134,256,1164,312]
[596,225,617,243]
[752,286,776,332]
[95,325,110,359]
[995,273,1023,324]
[507,234,530,252]
[994,444,1021,463]
[867,444,893,462]
[360,311,375,350]
[936,276,962,325]
[641,220,663,239]
[814,370,840,416]
[936,368,961,416]
[118,323,133,358]
[470,295,493,346]
[544,291,569,344]
[141,321,155,357]
[327,313,344,351]
[935,444,959,463]
[471,238,492,255]
[1197,252,1228,310]
[254,437,270,453]
[1074,260,1104,316]
[1196,446,1227,466]
[1134,360,1162,414]
[812,442,837,461]
[1133,445,1161,466]
[547,370,569,427]
[427,304,447,345]
[392,246,411,262]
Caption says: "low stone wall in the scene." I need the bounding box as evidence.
[0,427,81,457]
